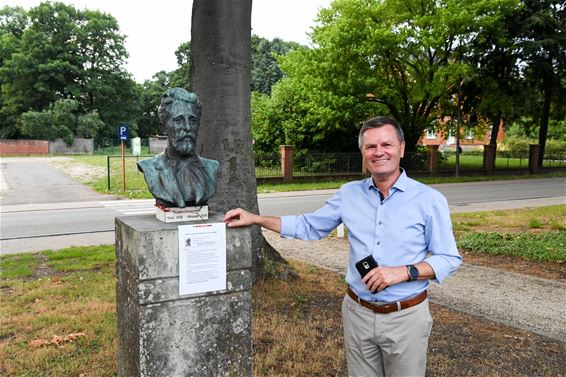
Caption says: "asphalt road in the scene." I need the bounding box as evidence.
[0,157,107,205]
[0,157,565,254]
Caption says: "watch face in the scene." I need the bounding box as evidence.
[409,265,419,280]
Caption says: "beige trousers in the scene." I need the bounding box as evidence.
[341,294,433,377]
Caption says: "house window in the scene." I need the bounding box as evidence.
[465,128,474,140]
[425,128,436,139]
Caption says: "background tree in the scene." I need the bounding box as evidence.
[0,2,139,141]
[0,6,28,138]
[19,98,104,144]
[463,7,523,147]
[264,0,520,159]
[251,36,300,94]
[515,0,565,167]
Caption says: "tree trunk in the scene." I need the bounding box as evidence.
[489,114,501,146]
[537,76,552,169]
[189,0,290,281]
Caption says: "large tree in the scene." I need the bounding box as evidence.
[268,0,520,157]
[190,0,287,280]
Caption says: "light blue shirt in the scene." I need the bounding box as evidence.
[280,170,462,303]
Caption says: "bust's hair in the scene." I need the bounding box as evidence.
[158,88,201,128]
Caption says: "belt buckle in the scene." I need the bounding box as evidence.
[396,301,402,311]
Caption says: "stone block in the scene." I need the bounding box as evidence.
[116,213,252,376]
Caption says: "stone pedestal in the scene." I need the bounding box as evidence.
[115,214,252,377]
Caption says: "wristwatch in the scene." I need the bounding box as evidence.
[407,265,419,281]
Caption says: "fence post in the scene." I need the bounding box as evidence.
[483,144,496,175]
[528,144,540,174]
[427,145,439,176]
[280,145,294,182]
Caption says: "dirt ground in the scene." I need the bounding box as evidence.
[461,252,566,282]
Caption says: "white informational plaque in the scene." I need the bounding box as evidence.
[178,223,226,296]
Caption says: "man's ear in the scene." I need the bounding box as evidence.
[400,141,405,158]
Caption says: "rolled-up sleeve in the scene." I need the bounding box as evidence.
[424,195,462,283]
[280,191,343,240]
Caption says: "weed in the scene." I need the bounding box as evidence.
[529,219,542,229]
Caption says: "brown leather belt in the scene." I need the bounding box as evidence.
[347,287,427,314]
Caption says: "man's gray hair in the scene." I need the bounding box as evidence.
[358,116,404,150]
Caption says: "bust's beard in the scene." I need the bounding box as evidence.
[170,138,196,156]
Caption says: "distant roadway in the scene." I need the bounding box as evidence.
[1,157,564,254]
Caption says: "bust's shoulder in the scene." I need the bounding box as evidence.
[199,156,220,171]
[138,153,167,172]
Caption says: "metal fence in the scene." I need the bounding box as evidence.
[254,151,281,178]
[107,147,565,188]
[543,152,566,167]
[294,152,363,177]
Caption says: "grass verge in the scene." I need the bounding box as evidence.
[451,205,566,263]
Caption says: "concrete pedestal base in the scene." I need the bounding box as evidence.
[115,214,252,376]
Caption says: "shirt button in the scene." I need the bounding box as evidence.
[378,221,382,225]
[377,241,380,245]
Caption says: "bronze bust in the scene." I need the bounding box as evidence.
[137,88,219,208]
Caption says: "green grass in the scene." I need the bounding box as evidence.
[0,246,115,279]
[43,245,116,272]
[451,205,566,234]
[439,154,531,170]
[457,231,566,262]
[0,254,39,279]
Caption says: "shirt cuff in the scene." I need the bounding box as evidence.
[280,215,297,238]
[426,254,462,283]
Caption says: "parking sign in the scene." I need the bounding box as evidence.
[118,124,129,141]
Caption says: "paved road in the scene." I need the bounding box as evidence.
[0,157,107,205]
[0,157,565,254]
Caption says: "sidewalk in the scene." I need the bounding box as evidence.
[263,228,566,343]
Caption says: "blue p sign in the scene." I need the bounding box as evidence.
[118,124,129,141]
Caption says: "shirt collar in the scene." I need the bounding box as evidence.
[365,168,409,193]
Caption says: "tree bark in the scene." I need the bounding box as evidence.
[489,114,501,146]
[189,0,289,281]
[537,76,552,169]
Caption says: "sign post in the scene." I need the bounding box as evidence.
[118,125,129,192]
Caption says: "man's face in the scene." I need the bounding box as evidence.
[167,101,200,156]
[361,125,405,181]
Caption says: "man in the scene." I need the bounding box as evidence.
[138,88,219,208]
[224,116,462,376]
